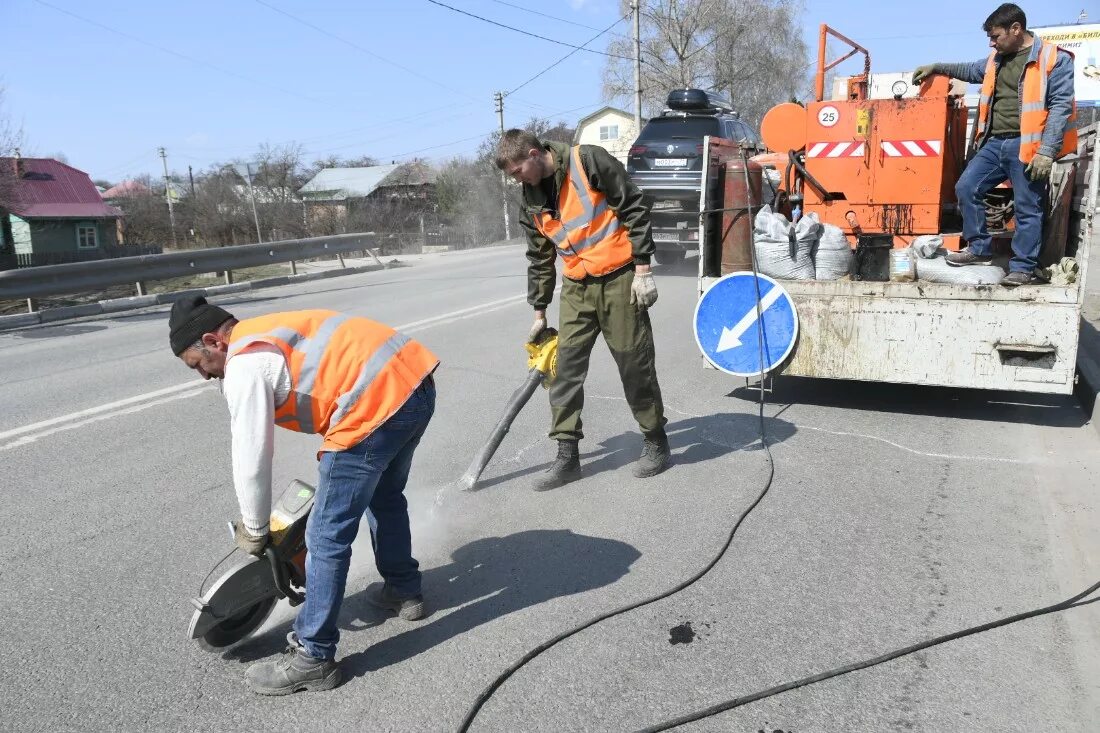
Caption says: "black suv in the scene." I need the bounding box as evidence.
[628,89,764,264]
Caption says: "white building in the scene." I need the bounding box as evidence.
[573,106,645,165]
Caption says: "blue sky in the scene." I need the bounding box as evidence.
[0,0,1091,183]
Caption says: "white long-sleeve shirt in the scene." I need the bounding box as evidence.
[220,344,291,533]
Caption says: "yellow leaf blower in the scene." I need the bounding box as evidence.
[459,328,558,490]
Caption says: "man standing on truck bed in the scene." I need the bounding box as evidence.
[912,2,1077,286]
[495,129,670,490]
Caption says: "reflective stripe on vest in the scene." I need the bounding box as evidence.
[976,39,1078,162]
[227,310,439,452]
[533,146,634,280]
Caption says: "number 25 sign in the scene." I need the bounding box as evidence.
[817,105,839,128]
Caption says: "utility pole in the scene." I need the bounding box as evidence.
[243,162,263,244]
[495,91,511,240]
[632,1,642,134]
[188,165,195,197]
[158,147,177,247]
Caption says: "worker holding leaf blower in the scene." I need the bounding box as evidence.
[496,129,670,491]
[169,296,438,695]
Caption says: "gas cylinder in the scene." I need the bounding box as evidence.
[720,158,763,274]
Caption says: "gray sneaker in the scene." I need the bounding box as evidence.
[1001,270,1042,287]
[245,636,342,696]
[633,433,672,478]
[945,248,993,267]
[367,582,426,620]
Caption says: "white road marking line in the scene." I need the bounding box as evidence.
[2,291,540,450]
[797,424,1025,464]
[650,401,1029,464]
[1,391,203,452]
[0,381,209,442]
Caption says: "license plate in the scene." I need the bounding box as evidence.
[650,200,681,211]
[653,232,680,241]
[654,158,687,167]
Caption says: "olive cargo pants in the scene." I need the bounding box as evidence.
[549,266,667,442]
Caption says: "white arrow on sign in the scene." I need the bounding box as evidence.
[716,285,785,352]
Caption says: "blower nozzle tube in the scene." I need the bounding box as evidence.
[460,367,545,490]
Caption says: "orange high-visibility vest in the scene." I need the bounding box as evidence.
[976,39,1077,162]
[227,310,439,452]
[532,146,634,281]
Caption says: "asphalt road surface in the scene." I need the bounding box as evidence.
[2,245,1098,733]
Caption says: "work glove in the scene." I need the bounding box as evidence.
[630,270,658,310]
[527,313,548,343]
[911,64,938,84]
[233,521,269,556]
[1025,154,1053,182]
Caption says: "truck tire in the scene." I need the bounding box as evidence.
[653,249,686,266]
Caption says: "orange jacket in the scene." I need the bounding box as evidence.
[227,310,438,452]
[531,146,634,281]
[976,38,1077,162]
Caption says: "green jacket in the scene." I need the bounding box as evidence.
[519,141,654,309]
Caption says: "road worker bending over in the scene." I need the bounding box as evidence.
[170,295,438,694]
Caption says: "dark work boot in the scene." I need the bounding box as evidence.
[245,634,342,696]
[534,440,582,491]
[366,582,426,621]
[633,432,671,478]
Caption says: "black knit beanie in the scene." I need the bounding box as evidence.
[169,295,233,355]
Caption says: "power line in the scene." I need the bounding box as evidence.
[425,0,635,61]
[95,149,160,178]
[177,106,486,157]
[380,101,606,161]
[113,100,606,178]
[506,14,630,97]
[253,0,484,103]
[488,0,631,39]
[32,0,327,107]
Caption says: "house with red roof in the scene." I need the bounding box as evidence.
[0,154,124,266]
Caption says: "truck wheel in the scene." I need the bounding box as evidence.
[653,249,686,266]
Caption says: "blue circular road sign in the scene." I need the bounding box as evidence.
[693,272,798,377]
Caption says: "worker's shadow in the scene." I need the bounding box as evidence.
[471,411,796,491]
[224,529,641,677]
[338,529,641,678]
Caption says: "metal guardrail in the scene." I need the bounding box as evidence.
[0,233,378,300]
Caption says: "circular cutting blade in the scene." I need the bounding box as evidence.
[196,596,278,652]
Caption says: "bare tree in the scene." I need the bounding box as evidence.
[436,155,508,249]
[113,174,174,246]
[602,0,809,127]
[0,87,24,159]
[0,87,26,217]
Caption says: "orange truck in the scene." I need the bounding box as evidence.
[697,25,1097,394]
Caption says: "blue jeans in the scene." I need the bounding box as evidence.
[955,135,1047,274]
[293,377,435,660]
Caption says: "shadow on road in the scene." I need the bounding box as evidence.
[651,254,699,278]
[225,529,641,680]
[470,411,796,492]
[735,375,1087,429]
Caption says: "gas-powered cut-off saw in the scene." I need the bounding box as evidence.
[187,479,314,650]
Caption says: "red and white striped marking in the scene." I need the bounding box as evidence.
[806,141,866,158]
[881,140,942,157]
